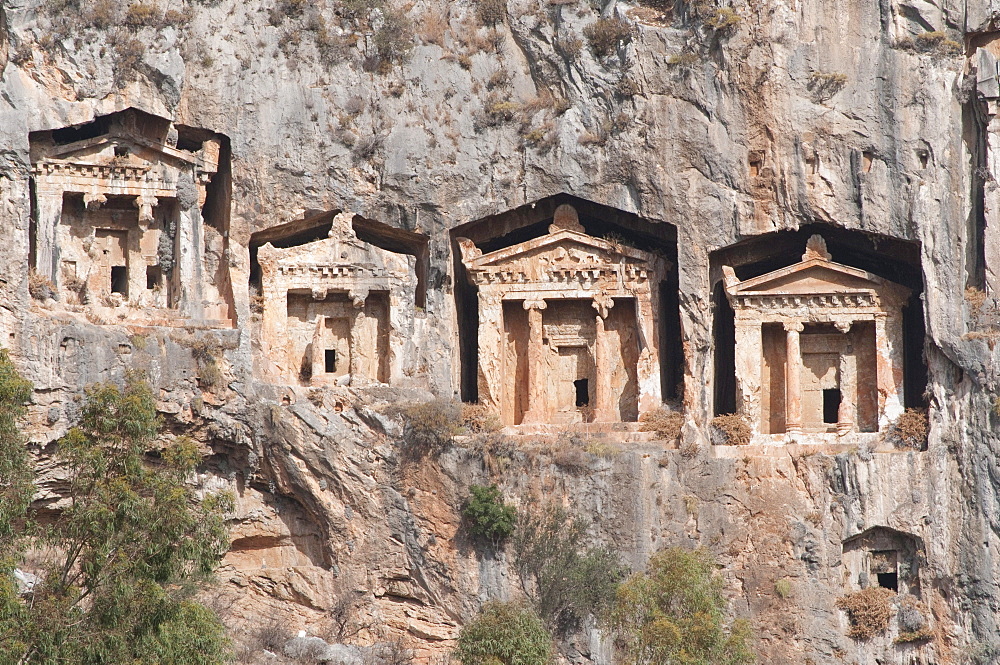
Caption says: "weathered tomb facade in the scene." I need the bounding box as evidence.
[843,527,923,596]
[258,212,417,387]
[29,108,229,325]
[458,204,669,426]
[723,235,911,440]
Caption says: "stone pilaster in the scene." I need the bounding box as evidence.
[784,321,804,435]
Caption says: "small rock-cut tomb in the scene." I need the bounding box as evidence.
[30,109,228,324]
[258,212,416,387]
[458,204,670,426]
[723,235,910,438]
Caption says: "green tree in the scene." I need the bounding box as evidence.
[455,601,552,665]
[0,362,233,664]
[609,547,755,665]
[463,484,517,550]
[512,505,626,633]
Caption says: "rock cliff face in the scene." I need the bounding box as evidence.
[3,0,1000,663]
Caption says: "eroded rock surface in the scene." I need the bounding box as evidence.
[2,0,1000,664]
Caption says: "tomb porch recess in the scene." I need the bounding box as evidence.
[258,212,417,388]
[458,204,671,426]
[29,109,227,324]
[723,235,911,441]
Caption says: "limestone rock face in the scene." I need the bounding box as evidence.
[1,0,999,664]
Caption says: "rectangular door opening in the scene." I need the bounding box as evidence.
[110,266,128,295]
[876,572,898,592]
[146,265,162,290]
[324,349,337,373]
[823,388,841,424]
[574,378,589,407]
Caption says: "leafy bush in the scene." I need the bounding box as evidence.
[463,485,517,549]
[704,7,740,30]
[836,587,895,640]
[455,602,552,665]
[583,17,633,58]
[609,547,756,665]
[774,578,792,599]
[898,30,962,56]
[639,407,683,442]
[512,505,626,633]
[0,370,233,663]
[398,399,463,455]
[711,413,752,445]
[123,2,161,27]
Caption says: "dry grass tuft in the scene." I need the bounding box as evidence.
[640,407,684,442]
[462,403,502,434]
[888,408,928,449]
[710,413,752,446]
[836,587,895,640]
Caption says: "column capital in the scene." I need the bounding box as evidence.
[592,293,614,319]
[834,320,852,334]
[523,298,547,311]
[783,320,805,333]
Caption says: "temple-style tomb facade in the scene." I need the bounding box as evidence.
[723,235,910,439]
[30,108,229,325]
[258,212,417,387]
[458,204,670,426]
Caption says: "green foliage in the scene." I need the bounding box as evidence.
[0,349,33,562]
[774,578,792,599]
[512,505,626,633]
[609,547,756,665]
[455,601,552,665]
[898,30,962,56]
[0,370,233,664]
[463,485,517,549]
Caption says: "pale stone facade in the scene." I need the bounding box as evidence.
[458,204,670,426]
[258,212,417,387]
[30,109,227,325]
[723,235,911,440]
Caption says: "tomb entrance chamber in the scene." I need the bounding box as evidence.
[458,204,671,427]
[722,235,911,441]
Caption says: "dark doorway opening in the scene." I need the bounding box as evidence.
[110,266,128,295]
[823,388,841,424]
[146,265,161,290]
[325,349,337,374]
[876,572,898,592]
[574,379,589,407]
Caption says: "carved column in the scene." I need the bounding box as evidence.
[310,316,327,385]
[733,314,763,434]
[784,321,804,435]
[349,300,367,384]
[33,188,64,282]
[592,295,614,422]
[522,299,548,424]
[875,312,905,428]
[476,290,505,417]
[835,322,856,434]
[634,284,662,416]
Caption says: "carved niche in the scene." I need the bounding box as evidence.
[258,213,416,387]
[30,108,227,324]
[458,204,670,426]
[723,235,911,439]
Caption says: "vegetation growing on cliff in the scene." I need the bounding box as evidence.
[455,601,552,665]
[609,547,755,665]
[0,362,233,664]
[513,505,626,633]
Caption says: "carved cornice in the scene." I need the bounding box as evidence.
[731,292,878,311]
[33,161,152,181]
[471,266,652,287]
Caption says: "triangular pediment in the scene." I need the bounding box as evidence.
[728,259,889,296]
[466,229,660,270]
[41,135,199,168]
